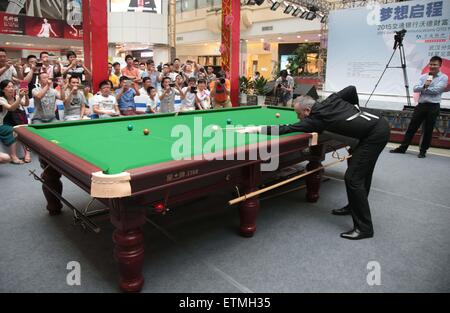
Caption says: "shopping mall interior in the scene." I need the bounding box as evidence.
[0,0,449,297]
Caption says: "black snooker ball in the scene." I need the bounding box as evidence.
[226,118,232,124]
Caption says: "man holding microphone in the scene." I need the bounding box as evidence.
[390,56,448,158]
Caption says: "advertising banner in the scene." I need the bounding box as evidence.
[0,0,83,40]
[325,0,450,101]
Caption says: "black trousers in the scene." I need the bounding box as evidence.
[344,118,390,233]
[400,103,440,152]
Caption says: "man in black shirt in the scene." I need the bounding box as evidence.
[240,86,390,240]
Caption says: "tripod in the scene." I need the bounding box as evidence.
[365,30,412,108]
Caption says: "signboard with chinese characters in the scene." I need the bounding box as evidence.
[0,12,24,35]
[326,0,450,104]
[110,0,162,14]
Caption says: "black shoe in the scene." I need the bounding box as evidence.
[340,228,374,240]
[332,205,351,216]
[418,151,426,158]
[390,147,406,154]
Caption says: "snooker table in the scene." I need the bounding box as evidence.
[14,106,344,292]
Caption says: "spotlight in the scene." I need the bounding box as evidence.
[300,11,308,19]
[255,0,265,5]
[292,6,305,17]
[317,13,328,23]
[246,0,256,5]
[270,1,281,11]
[284,4,294,14]
[305,11,317,20]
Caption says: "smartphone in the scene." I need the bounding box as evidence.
[20,81,28,89]
[169,83,175,87]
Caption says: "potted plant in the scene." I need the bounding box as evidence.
[239,76,251,105]
[286,43,319,76]
[253,76,269,106]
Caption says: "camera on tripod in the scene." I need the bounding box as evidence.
[365,28,411,108]
[394,29,407,49]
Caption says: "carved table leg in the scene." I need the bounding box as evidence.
[40,158,63,215]
[239,164,261,237]
[110,199,146,292]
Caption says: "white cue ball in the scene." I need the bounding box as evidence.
[212,125,220,131]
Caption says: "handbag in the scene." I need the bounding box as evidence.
[4,106,28,126]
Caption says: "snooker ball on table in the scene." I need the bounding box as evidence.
[226,118,232,125]
[127,124,133,131]
[143,129,150,135]
[275,113,280,118]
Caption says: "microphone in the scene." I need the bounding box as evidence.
[424,74,433,89]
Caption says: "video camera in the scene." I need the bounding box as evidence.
[394,29,407,49]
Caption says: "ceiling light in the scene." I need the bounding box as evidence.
[270,0,281,11]
[292,7,306,17]
[305,11,317,20]
[284,4,294,14]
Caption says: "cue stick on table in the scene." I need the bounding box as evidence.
[228,155,352,206]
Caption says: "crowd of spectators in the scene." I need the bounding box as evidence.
[0,48,232,164]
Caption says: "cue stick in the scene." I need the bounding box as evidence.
[28,170,101,233]
[228,155,352,206]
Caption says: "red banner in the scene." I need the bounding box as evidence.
[64,23,83,40]
[25,16,64,38]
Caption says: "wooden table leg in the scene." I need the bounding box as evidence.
[40,158,63,215]
[239,164,261,237]
[110,199,146,292]
[305,145,325,203]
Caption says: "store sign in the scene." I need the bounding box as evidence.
[0,12,24,35]
[0,0,83,40]
[110,0,162,14]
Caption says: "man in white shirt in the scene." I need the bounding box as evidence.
[0,48,23,82]
[196,79,211,110]
[146,86,159,114]
[139,77,153,96]
[93,80,120,118]
[180,77,198,111]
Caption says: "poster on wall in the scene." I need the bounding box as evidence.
[110,0,162,14]
[25,16,64,38]
[0,12,25,35]
[0,0,82,39]
[325,0,450,102]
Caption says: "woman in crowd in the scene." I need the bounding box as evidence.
[0,80,29,164]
